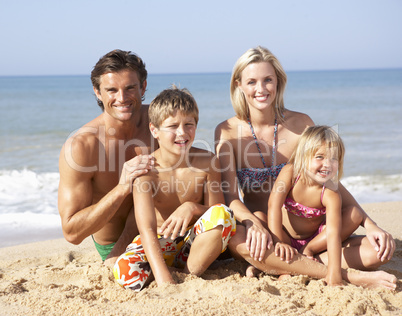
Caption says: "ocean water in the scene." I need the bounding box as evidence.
[1,69,401,247]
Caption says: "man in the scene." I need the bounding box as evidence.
[58,50,157,266]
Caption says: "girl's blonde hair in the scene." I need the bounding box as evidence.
[230,46,287,122]
[289,125,345,185]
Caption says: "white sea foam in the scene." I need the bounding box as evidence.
[0,169,401,247]
[341,174,402,204]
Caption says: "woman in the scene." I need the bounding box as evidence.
[214,46,396,289]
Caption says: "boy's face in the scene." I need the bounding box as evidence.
[150,110,197,155]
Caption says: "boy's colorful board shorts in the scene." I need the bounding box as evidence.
[113,204,236,291]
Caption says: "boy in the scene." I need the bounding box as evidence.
[113,86,236,291]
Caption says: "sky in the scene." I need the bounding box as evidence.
[1,0,401,76]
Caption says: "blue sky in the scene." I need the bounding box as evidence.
[1,0,401,76]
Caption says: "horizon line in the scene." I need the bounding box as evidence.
[1,66,402,78]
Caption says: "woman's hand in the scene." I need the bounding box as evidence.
[244,219,273,261]
[365,222,395,262]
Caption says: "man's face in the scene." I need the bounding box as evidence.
[94,69,147,122]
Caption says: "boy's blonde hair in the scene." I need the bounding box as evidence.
[149,85,199,128]
[289,125,345,185]
[230,46,287,122]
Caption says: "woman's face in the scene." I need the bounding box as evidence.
[238,61,277,113]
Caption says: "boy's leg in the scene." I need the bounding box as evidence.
[185,226,223,275]
[113,234,183,291]
[113,235,151,291]
[178,204,236,275]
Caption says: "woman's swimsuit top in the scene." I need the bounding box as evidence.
[283,175,326,218]
[237,117,286,189]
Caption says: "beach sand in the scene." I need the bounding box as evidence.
[0,202,401,315]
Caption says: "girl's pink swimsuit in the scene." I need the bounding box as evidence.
[283,175,326,219]
[283,175,326,250]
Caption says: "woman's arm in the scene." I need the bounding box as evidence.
[215,123,272,261]
[133,176,175,286]
[204,153,226,207]
[323,189,343,286]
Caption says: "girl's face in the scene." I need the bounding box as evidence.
[238,62,277,113]
[307,144,339,185]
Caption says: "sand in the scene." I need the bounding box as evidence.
[0,202,401,316]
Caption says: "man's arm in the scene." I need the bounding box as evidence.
[58,134,153,245]
[58,135,129,244]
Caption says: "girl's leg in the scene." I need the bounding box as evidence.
[229,225,396,289]
[317,235,391,270]
[300,204,363,256]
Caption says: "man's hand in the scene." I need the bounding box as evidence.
[244,220,273,262]
[119,155,155,188]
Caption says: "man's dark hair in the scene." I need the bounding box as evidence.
[91,49,147,110]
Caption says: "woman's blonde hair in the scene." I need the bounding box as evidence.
[289,125,345,185]
[230,46,287,122]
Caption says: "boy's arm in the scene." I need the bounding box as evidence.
[159,154,223,240]
[323,190,343,286]
[133,176,175,286]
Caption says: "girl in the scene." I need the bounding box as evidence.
[268,125,345,286]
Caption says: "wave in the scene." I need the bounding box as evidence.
[0,169,400,247]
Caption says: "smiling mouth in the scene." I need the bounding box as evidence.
[319,170,331,176]
[175,140,188,145]
[114,104,131,110]
[255,95,268,102]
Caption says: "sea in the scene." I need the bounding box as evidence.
[1,69,401,247]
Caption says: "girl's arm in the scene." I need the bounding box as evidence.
[267,164,293,244]
[133,176,175,286]
[323,189,343,286]
[268,165,298,263]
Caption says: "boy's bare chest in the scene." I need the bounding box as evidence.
[152,169,207,208]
